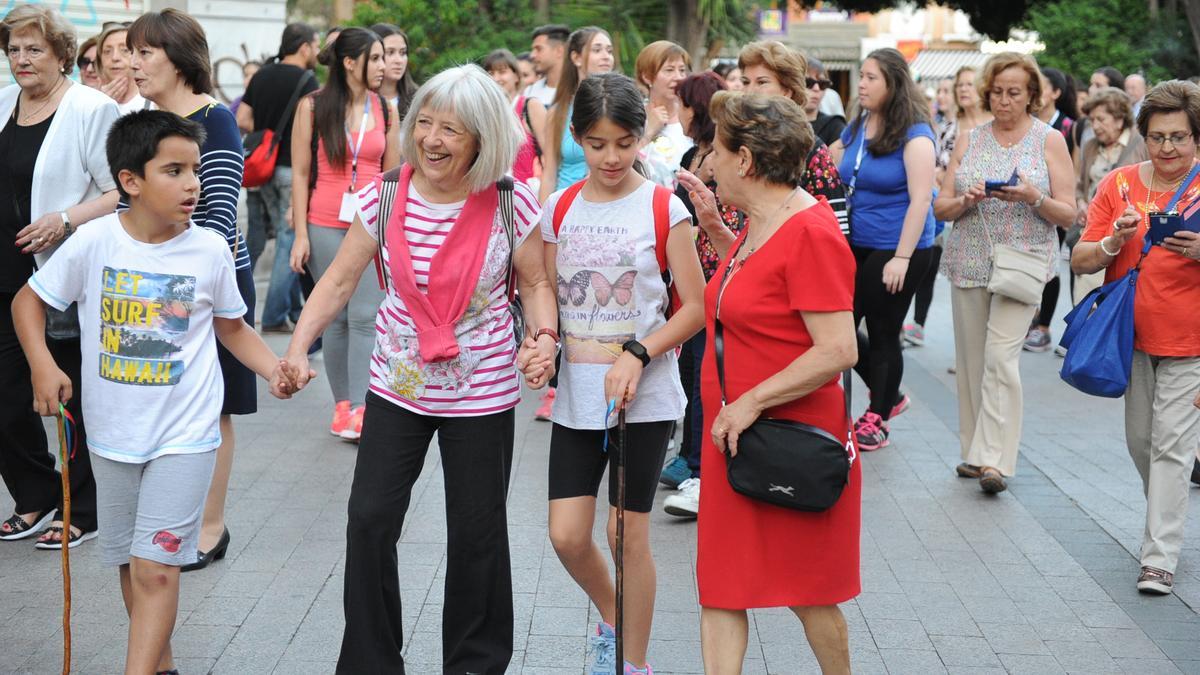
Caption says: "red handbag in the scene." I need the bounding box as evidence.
[241,71,314,188]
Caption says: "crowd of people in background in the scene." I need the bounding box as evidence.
[1,3,1199,674]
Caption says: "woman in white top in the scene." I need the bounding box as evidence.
[96,23,146,115]
[636,40,693,187]
[0,3,120,548]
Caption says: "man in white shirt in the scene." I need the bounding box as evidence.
[523,24,569,107]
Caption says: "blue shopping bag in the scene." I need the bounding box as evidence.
[1058,268,1138,398]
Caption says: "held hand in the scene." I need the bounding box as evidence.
[1163,230,1200,260]
[646,105,669,140]
[100,76,128,103]
[603,351,644,410]
[882,256,909,294]
[290,236,310,274]
[280,349,316,392]
[710,394,763,457]
[31,365,72,417]
[1110,206,1141,248]
[677,170,723,233]
[962,182,987,208]
[16,212,66,254]
[268,361,295,399]
[516,336,556,389]
[994,172,1039,204]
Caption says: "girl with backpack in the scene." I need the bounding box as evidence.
[518,72,705,675]
[290,28,400,441]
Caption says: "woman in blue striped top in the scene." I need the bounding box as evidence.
[128,10,250,574]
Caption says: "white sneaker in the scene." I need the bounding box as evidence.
[663,478,700,518]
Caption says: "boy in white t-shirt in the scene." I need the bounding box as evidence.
[11,110,307,675]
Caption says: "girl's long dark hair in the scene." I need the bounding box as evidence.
[313,27,381,166]
[1042,67,1079,121]
[848,48,931,157]
[572,72,646,139]
[548,26,609,167]
[371,23,418,116]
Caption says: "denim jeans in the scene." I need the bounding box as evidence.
[258,167,302,327]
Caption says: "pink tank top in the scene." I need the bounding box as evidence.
[513,95,537,183]
[309,93,388,229]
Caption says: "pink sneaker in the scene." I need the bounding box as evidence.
[340,405,365,442]
[330,401,351,437]
[854,411,889,451]
[534,387,555,421]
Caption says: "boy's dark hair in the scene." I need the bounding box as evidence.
[107,110,207,200]
[532,24,569,44]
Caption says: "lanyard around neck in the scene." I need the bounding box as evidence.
[848,113,869,194]
[346,100,371,190]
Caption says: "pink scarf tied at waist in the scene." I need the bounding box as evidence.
[382,163,498,363]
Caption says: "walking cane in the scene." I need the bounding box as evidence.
[614,401,627,672]
[56,403,77,675]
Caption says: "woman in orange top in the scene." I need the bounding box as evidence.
[1072,80,1200,598]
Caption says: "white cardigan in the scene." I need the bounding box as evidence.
[0,81,119,265]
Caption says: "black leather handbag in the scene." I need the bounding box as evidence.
[714,251,855,512]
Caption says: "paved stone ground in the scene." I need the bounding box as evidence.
[2,260,1199,674]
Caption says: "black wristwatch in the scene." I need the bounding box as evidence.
[621,339,650,367]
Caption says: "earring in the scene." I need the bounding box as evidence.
[737,169,745,177]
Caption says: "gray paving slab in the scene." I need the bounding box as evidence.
[1,262,1197,673]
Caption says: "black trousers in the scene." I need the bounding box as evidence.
[851,246,934,419]
[337,393,515,675]
[911,243,943,327]
[0,293,96,531]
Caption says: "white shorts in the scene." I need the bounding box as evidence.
[90,450,216,567]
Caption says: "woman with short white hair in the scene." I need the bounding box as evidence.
[282,64,558,673]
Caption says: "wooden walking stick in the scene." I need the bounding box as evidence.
[614,402,627,672]
[56,403,77,675]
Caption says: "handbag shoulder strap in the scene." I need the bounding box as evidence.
[498,176,516,300]
[713,240,853,446]
[1165,162,1200,212]
[268,70,315,150]
[373,167,403,291]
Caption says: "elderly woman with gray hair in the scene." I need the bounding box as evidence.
[282,64,557,673]
[0,3,119,549]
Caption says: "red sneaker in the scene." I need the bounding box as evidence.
[534,387,556,421]
[330,400,351,437]
[341,405,365,442]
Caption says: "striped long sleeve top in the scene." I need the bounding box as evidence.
[187,103,248,270]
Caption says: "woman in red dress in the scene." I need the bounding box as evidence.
[679,91,861,673]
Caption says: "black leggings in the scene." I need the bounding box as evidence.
[911,243,943,327]
[852,245,934,419]
[1035,228,1068,327]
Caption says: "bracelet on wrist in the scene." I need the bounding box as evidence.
[1099,236,1121,257]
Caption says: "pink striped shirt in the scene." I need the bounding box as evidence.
[356,178,541,416]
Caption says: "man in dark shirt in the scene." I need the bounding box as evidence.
[238,22,320,331]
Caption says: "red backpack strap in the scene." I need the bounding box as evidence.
[551,180,587,238]
[652,184,671,273]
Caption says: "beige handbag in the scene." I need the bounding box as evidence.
[987,243,1049,305]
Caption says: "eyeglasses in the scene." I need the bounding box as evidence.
[77,56,96,69]
[1145,132,1193,147]
[806,77,832,90]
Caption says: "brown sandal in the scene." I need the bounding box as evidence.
[979,467,1007,494]
[956,463,982,478]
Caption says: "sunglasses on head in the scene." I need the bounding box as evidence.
[101,21,132,31]
[806,77,832,90]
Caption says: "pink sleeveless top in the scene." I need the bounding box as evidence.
[309,93,388,229]
[513,95,537,183]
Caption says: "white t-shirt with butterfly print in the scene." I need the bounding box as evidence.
[541,179,692,430]
[356,178,541,417]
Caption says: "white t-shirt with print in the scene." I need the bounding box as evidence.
[357,178,542,416]
[29,213,246,463]
[541,179,690,430]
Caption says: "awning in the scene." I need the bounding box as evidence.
[909,49,990,81]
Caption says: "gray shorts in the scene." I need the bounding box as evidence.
[90,450,216,567]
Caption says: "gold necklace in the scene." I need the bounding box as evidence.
[1143,164,1191,212]
[17,76,66,125]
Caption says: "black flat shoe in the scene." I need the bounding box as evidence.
[1192,458,1200,486]
[180,527,229,573]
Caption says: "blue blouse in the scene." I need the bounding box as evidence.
[838,119,935,250]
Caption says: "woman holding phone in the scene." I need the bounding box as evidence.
[1071,80,1200,597]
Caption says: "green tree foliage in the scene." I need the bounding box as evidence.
[1024,0,1198,82]
[352,0,537,81]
